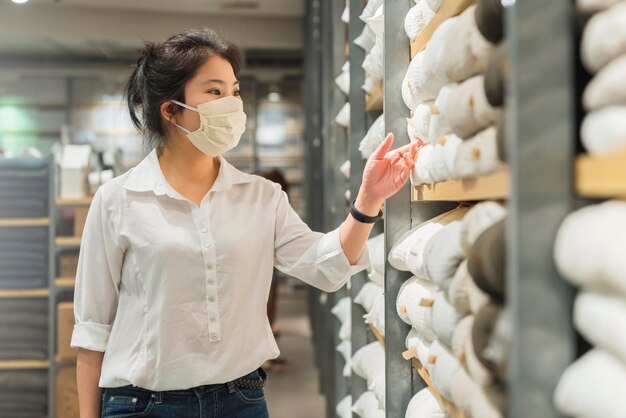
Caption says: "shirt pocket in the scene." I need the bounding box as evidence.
[102,389,154,418]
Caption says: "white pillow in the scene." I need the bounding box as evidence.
[429,142,451,183]
[432,291,463,347]
[359,113,385,159]
[443,75,500,139]
[353,391,385,418]
[467,276,491,315]
[554,200,626,295]
[355,281,385,313]
[369,270,384,287]
[337,395,352,418]
[368,233,386,276]
[577,0,622,12]
[575,291,626,364]
[581,106,626,156]
[396,277,438,340]
[410,143,436,186]
[355,26,377,52]
[367,5,385,41]
[453,126,501,180]
[365,292,386,336]
[424,220,465,290]
[369,375,386,410]
[332,297,352,326]
[337,340,352,378]
[460,201,507,256]
[450,367,480,416]
[448,260,472,316]
[335,70,351,96]
[405,2,435,41]
[554,349,626,418]
[429,84,456,141]
[341,4,350,24]
[335,102,351,128]
[351,342,386,386]
[429,340,462,401]
[583,54,626,111]
[360,0,383,23]
[405,388,447,418]
[581,2,626,73]
[409,102,433,143]
[340,159,351,179]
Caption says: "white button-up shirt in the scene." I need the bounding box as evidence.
[71,149,368,391]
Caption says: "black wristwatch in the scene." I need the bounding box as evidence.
[350,200,383,224]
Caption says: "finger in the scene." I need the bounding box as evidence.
[372,133,395,159]
[403,153,415,168]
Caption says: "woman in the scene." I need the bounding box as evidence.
[71,29,419,418]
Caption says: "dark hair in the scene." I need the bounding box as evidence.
[124,29,241,147]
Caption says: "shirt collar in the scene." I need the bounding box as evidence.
[123,148,254,196]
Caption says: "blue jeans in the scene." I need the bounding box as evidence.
[101,369,269,418]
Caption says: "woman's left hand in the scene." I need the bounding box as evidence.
[355,133,422,215]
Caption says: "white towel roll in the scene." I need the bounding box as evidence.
[450,367,480,415]
[351,342,386,386]
[353,391,385,418]
[354,25,377,52]
[337,340,352,377]
[583,55,626,111]
[405,2,435,41]
[460,201,507,256]
[410,143,435,185]
[365,292,386,336]
[402,53,424,111]
[453,126,501,180]
[581,106,626,156]
[406,328,421,351]
[355,281,385,313]
[429,143,450,183]
[405,388,447,418]
[424,220,465,290]
[337,395,352,418]
[429,84,456,141]
[429,339,462,400]
[581,2,626,73]
[554,200,626,295]
[448,260,472,316]
[369,375,386,410]
[335,102,351,128]
[554,349,626,418]
[432,291,463,347]
[442,134,463,178]
[396,277,438,340]
[410,102,433,143]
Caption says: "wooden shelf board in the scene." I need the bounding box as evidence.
[55,278,76,288]
[410,0,475,59]
[366,85,384,112]
[0,288,49,298]
[411,358,466,418]
[412,169,509,202]
[368,323,385,348]
[0,217,49,227]
[55,236,82,247]
[0,360,49,370]
[56,197,93,207]
[576,154,626,199]
[54,355,77,364]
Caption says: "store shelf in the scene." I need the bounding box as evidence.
[367,323,385,347]
[56,197,93,207]
[0,288,49,299]
[55,237,82,248]
[411,169,509,202]
[0,217,49,227]
[410,0,474,58]
[576,153,626,199]
[0,360,50,370]
[366,85,384,112]
[411,358,466,418]
[54,278,76,288]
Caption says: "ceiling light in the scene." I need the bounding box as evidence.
[12,0,30,4]
[268,92,281,102]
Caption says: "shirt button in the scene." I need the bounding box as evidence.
[206,263,213,270]
[210,316,217,322]
[209,296,216,303]
[210,334,218,341]
[208,279,215,285]
[203,242,210,248]
[201,227,208,233]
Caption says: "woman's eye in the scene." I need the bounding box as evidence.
[234,90,241,97]
[208,89,221,95]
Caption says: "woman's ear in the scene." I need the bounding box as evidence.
[160,101,177,124]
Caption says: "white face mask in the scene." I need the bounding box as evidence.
[170,96,247,157]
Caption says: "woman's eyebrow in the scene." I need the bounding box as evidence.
[202,79,240,86]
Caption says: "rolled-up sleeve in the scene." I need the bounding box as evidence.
[273,185,369,292]
[70,187,124,352]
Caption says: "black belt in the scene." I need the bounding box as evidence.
[233,367,267,390]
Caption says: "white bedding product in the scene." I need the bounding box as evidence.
[396,277,438,340]
[453,126,501,180]
[584,55,626,111]
[581,2,626,73]
[402,52,426,111]
[581,106,626,155]
[469,387,503,418]
[340,159,351,179]
[442,134,462,178]
[355,281,385,313]
[335,70,351,96]
[554,349,626,418]
[360,0,383,23]
[332,296,352,325]
[335,102,351,128]
[430,143,451,183]
[359,113,385,159]
[405,1,435,41]
[405,388,447,418]
[368,232,386,276]
[351,342,386,386]
[411,46,449,103]
[450,367,480,416]
[369,270,384,287]
[554,200,626,295]
[365,292,386,336]
[369,375,386,410]
[464,318,493,386]
[424,220,465,290]
[355,25,377,52]
[339,319,351,341]
[409,102,433,143]
[575,291,626,364]
[444,75,500,139]
[342,60,350,73]
[429,340,462,400]
[341,4,350,24]
[353,391,385,418]
[367,5,385,40]
[406,328,421,351]
[460,201,507,256]
[363,41,384,83]
[429,84,456,141]
[577,0,622,12]
[405,328,435,367]
[432,291,463,347]
[467,276,491,315]
[337,395,352,418]
[448,260,471,316]
[451,315,473,361]
[425,0,444,13]
[410,143,435,185]
[337,340,352,377]
[363,76,378,95]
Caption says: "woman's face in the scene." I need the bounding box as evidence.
[174,55,241,133]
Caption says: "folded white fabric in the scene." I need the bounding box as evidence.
[460,201,507,256]
[335,102,351,128]
[367,5,385,41]
[581,106,626,155]
[335,69,351,96]
[469,387,503,418]
[405,1,435,41]
[554,349,626,418]
[583,55,626,111]
[448,260,471,316]
[337,340,352,378]
[359,113,385,159]
[432,291,463,347]
[424,220,465,290]
[429,339,462,400]
[577,0,622,12]
[405,388,447,418]
[351,342,386,386]
[410,144,435,185]
[443,75,500,139]
[341,4,350,24]
[450,367,480,416]
[368,233,386,277]
[554,200,626,295]
[365,292,386,336]
[340,159,351,179]
[369,375,386,410]
[355,281,385,313]
[369,270,384,287]
[408,102,433,143]
[581,2,626,73]
[429,84,456,141]
[396,277,438,338]
[355,26,377,52]
[360,0,383,23]
[575,291,626,364]
[453,126,501,180]
[337,395,352,418]
[353,391,385,418]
